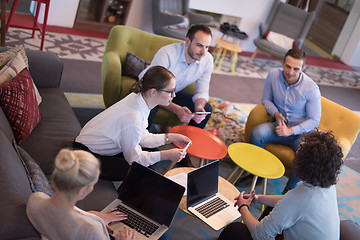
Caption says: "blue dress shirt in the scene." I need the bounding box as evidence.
[139,42,213,102]
[262,68,321,135]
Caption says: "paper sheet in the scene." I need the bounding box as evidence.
[167,172,187,196]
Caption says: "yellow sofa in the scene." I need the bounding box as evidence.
[102,25,195,127]
[244,96,360,177]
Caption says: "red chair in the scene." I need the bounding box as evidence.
[5,0,50,50]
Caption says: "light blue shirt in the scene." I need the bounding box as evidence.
[139,42,213,102]
[262,68,321,135]
[252,183,340,240]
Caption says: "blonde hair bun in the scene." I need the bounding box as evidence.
[55,149,79,172]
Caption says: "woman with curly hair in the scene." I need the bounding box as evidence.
[219,129,343,240]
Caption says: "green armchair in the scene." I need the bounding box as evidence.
[102,25,195,127]
[244,97,360,177]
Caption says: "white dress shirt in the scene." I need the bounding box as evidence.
[76,93,165,167]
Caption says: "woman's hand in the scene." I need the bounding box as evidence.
[116,227,136,240]
[169,133,191,147]
[234,190,257,208]
[89,209,127,235]
[162,148,186,162]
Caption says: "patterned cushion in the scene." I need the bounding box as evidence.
[0,53,42,104]
[123,52,151,79]
[12,140,54,196]
[0,68,41,144]
[0,45,29,68]
[164,11,190,29]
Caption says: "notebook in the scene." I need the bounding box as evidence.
[102,162,185,240]
[187,160,241,231]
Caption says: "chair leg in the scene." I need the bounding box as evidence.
[39,1,50,51]
[5,0,19,35]
[32,1,41,39]
[164,161,176,175]
[248,48,260,64]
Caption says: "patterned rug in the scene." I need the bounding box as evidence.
[214,53,360,89]
[5,28,359,226]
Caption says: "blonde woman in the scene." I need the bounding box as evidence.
[26,149,135,240]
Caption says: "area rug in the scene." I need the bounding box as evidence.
[214,54,360,89]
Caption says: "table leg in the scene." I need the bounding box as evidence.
[231,51,237,74]
[261,178,268,211]
[1,0,6,47]
[250,175,258,192]
[216,48,227,72]
[164,161,176,175]
[213,47,223,70]
[200,158,205,167]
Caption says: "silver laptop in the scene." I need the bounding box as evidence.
[102,162,185,240]
[187,160,241,231]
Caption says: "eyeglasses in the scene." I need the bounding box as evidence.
[159,89,176,95]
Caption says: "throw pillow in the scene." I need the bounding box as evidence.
[12,140,54,196]
[264,31,296,49]
[123,52,151,79]
[164,11,190,29]
[0,68,41,144]
[0,53,42,104]
[0,45,29,68]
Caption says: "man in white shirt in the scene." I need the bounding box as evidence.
[139,24,214,129]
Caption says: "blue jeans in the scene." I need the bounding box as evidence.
[249,122,301,194]
[148,90,212,129]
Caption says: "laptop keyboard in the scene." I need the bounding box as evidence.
[115,204,159,238]
[195,197,230,218]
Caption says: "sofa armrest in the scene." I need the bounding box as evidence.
[244,104,273,142]
[102,51,122,108]
[26,50,63,88]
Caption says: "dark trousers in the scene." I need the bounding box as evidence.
[148,90,212,129]
[73,141,130,181]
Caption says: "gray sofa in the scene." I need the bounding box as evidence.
[0,48,118,239]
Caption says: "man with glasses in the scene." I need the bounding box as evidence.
[249,48,321,194]
[139,24,213,130]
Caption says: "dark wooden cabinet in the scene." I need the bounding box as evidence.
[74,0,132,32]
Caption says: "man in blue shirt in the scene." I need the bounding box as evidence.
[139,25,213,129]
[250,48,321,194]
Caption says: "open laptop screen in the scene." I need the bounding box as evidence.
[118,162,185,226]
[187,160,219,207]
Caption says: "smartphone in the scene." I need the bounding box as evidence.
[183,140,192,152]
[194,112,211,115]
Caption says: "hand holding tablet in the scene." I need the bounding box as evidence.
[183,140,192,152]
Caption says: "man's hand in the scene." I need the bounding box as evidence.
[175,106,194,123]
[169,133,191,147]
[192,99,208,124]
[275,124,294,137]
[234,190,257,208]
[274,112,285,126]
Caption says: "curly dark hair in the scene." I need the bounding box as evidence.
[293,129,343,188]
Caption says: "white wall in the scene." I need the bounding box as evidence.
[189,0,278,52]
[33,0,80,28]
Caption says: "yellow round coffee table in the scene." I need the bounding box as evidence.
[227,142,285,210]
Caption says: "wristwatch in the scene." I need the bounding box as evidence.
[165,133,170,144]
